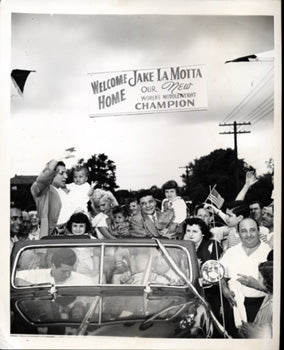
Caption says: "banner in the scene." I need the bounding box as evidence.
[89,65,207,117]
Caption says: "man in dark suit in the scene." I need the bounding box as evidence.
[129,190,178,239]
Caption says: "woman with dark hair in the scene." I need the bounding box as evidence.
[239,261,273,338]
[65,212,92,236]
[193,203,213,227]
[183,217,224,331]
[183,217,223,265]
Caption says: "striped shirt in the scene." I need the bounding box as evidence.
[253,294,273,338]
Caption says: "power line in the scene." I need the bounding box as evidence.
[222,67,274,124]
[252,107,274,125]
[239,93,274,123]
[179,165,191,189]
[244,100,274,124]
[219,121,251,156]
[249,102,274,124]
[223,67,273,123]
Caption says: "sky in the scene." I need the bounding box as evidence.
[10,13,276,190]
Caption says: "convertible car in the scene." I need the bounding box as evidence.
[10,237,228,338]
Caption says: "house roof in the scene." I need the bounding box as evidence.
[11,175,37,185]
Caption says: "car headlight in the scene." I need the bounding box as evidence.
[201,260,224,284]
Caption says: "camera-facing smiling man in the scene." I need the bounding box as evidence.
[219,217,271,337]
[129,190,177,239]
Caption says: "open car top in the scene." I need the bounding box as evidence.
[11,238,200,289]
[11,238,221,337]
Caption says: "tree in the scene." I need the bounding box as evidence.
[265,158,274,174]
[67,153,118,192]
[115,189,133,204]
[149,185,164,203]
[181,148,254,205]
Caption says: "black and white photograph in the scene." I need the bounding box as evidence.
[0,0,281,349]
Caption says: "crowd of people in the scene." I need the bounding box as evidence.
[10,158,275,339]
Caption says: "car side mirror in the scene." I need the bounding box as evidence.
[201,260,225,284]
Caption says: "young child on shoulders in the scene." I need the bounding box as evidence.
[161,180,188,238]
[67,165,91,215]
[161,180,187,220]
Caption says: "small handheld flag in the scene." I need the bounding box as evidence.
[206,186,224,209]
[65,147,76,152]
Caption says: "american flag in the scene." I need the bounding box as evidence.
[206,187,224,209]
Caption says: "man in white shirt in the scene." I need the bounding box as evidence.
[16,248,94,286]
[219,217,271,337]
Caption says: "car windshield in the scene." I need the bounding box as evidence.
[12,243,191,288]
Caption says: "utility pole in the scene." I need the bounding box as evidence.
[179,165,190,192]
[219,121,251,192]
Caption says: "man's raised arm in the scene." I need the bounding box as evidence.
[30,160,58,198]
